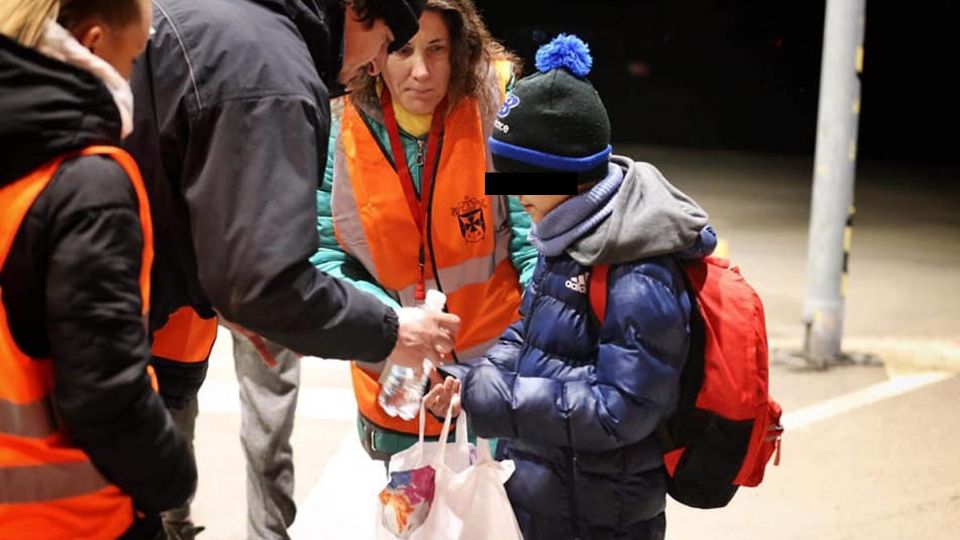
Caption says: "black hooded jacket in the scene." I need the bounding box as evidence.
[0,34,196,513]
[125,0,399,367]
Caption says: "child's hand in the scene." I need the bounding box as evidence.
[424,375,461,418]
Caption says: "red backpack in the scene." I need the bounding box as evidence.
[589,256,783,509]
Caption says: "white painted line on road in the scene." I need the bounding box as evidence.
[197,379,357,421]
[781,371,953,431]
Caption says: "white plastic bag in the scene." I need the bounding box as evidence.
[377,402,523,540]
[387,402,473,476]
[376,403,473,539]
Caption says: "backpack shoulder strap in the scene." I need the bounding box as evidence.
[588,264,610,325]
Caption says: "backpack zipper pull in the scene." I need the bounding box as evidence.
[770,423,784,466]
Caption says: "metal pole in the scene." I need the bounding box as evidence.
[802,0,866,366]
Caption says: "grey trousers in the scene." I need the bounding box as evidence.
[231,329,302,540]
[161,397,198,533]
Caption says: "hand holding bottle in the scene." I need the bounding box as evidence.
[379,291,457,420]
[387,294,459,369]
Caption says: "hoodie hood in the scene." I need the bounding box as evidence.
[281,0,346,95]
[567,154,712,266]
[36,21,133,138]
[0,31,122,187]
[294,0,345,94]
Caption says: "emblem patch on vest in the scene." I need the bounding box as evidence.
[451,197,487,243]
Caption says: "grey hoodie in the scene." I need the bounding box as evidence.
[568,154,710,265]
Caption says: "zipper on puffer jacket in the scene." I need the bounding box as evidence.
[567,448,583,539]
[562,383,583,540]
[415,137,426,166]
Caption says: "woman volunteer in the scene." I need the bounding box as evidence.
[315,0,538,460]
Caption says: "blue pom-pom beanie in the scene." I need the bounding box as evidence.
[490,34,611,182]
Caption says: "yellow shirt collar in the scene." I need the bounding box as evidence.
[377,78,433,137]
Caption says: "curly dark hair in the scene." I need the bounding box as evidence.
[348,0,520,121]
[345,0,381,28]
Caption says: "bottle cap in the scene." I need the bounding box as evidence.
[424,289,446,311]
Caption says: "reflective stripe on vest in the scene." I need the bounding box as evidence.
[332,94,522,436]
[0,146,149,538]
[391,234,512,307]
[0,459,110,504]
[0,395,56,438]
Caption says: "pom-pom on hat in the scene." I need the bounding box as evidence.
[489,34,611,183]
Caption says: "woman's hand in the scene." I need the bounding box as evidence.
[424,374,461,418]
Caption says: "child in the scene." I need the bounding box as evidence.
[426,34,716,539]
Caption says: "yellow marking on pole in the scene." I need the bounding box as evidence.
[849,140,858,161]
[841,206,855,298]
[856,45,864,74]
[852,97,860,115]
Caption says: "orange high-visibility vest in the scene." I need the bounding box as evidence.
[151,306,217,365]
[148,302,217,412]
[333,83,522,437]
[0,147,153,539]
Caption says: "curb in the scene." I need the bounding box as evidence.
[769,337,960,373]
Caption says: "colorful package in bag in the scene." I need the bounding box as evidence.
[379,464,437,538]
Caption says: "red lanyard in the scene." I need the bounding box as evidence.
[380,87,447,302]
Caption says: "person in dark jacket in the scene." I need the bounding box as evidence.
[123,0,461,536]
[0,0,195,538]
[426,35,717,539]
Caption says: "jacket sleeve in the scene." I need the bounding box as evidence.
[505,195,538,287]
[440,318,525,381]
[47,157,197,513]
[309,108,400,311]
[462,264,690,452]
[440,265,539,379]
[181,95,398,360]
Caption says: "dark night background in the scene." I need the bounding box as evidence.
[476,0,959,169]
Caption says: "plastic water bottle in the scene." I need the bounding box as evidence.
[378,290,447,420]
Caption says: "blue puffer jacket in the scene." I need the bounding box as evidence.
[456,155,714,538]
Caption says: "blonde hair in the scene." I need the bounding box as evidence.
[0,0,145,48]
[0,0,61,47]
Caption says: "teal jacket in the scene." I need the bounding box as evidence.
[310,104,538,310]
